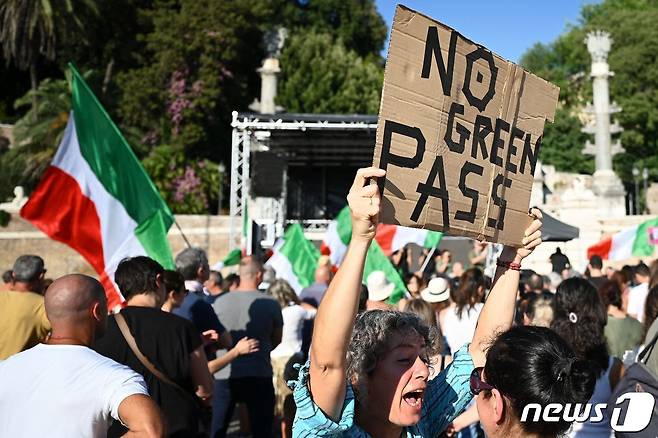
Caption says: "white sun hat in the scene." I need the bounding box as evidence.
[366,271,395,302]
[420,277,450,303]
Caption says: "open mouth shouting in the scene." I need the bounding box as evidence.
[403,388,425,409]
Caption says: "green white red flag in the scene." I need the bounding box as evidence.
[587,217,658,261]
[21,65,175,309]
[266,223,320,293]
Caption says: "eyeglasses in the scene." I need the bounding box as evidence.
[470,367,495,395]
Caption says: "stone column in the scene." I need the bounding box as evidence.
[582,31,626,216]
[257,58,280,115]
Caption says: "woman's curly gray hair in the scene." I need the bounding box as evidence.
[346,310,440,396]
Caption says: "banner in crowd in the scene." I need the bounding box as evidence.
[20,64,175,309]
[588,217,658,261]
[373,5,559,246]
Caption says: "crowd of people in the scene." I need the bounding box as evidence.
[1,167,658,437]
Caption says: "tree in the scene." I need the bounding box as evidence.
[0,0,97,112]
[116,0,271,162]
[276,31,383,114]
[0,74,70,200]
[520,0,658,184]
[271,0,387,60]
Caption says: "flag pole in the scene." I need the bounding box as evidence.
[419,245,438,274]
[174,220,192,248]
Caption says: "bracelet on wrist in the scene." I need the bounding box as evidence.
[496,258,522,271]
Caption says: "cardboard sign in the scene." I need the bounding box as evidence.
[373,5,559,246]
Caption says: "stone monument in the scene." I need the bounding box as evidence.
[581,30,626,217]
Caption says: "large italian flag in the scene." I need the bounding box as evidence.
[587,217,658,261]
[21,65,175,309]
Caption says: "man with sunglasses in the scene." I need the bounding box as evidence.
[0,254,51,359]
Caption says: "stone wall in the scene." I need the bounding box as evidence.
[0,213,234,278]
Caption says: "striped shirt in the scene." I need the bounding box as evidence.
[290,345,474,437]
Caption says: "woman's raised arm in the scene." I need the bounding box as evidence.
[469,209,543,367]
[309,167,385,421]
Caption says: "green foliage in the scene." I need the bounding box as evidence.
[142,145,220,214]
[272,0,387,60]
[520,0,658,184]
[277,31,383,114]
[117,0,270,161]
[0,75,72,200]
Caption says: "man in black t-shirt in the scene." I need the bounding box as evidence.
[94,256,214,437]
[549,247,571,273]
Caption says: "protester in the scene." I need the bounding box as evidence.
[650,259,658,289]
[0,274,164,437]
[221,273,240,293]
[403,298,449,377]
[289,167,543,437]
[439,268,485,353]
[160,270,188,313]
[0,254,51,360]
[1,269,12,290]
[468,241,487,270]
[211,256,283,438]
[299,265,332,307]
[204,270,225,304]
[642,286,658,376]
[549,247,570,273]
[599,280,643,359]
[551,278,622,437]
[174,248,232,352]
[522,292,554,328]
[406,273,424,299]
[473,326,596,438]
[628,262,651,322]
[94,256,213,437]
[587,255,607,289]
[365,270,394,310]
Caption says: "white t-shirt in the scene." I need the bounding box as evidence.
[0,343,149,437]
[442,303,484,353]
[271,304,316,358]
[628,282,649,323]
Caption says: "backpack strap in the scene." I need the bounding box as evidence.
[639,326,658,364]
[115,312,186,392]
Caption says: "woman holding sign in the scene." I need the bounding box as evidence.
[290,167,543,437]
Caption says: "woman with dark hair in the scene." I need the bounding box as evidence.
[551,278,622,437]
[598,280,642,359]
[476,326,597,437]
[290,167,543,438]
[160,270,187,313]
[642,286,658,377]
[439,268,486,353]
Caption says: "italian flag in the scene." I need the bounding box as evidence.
[321,206,443,262]
[266,223,320,294]
[321,206,413,303]
[587,217,658,261]
[21,65,175,309]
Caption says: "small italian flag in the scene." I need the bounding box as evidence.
[321,206,419,303]
[322,206,443,262]
[266,223,320,294]
[587,217,658,261]
[21,65,175,309]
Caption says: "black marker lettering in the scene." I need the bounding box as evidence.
[411,155,450,228]
[454,161,484,224]
[421,27,459,97]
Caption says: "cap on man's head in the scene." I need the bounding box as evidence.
[12,255,45,282]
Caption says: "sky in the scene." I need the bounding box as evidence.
[374,0,600,63]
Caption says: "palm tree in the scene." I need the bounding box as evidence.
[0,0,97,113]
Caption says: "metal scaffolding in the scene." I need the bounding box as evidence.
[228,111,378,249]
